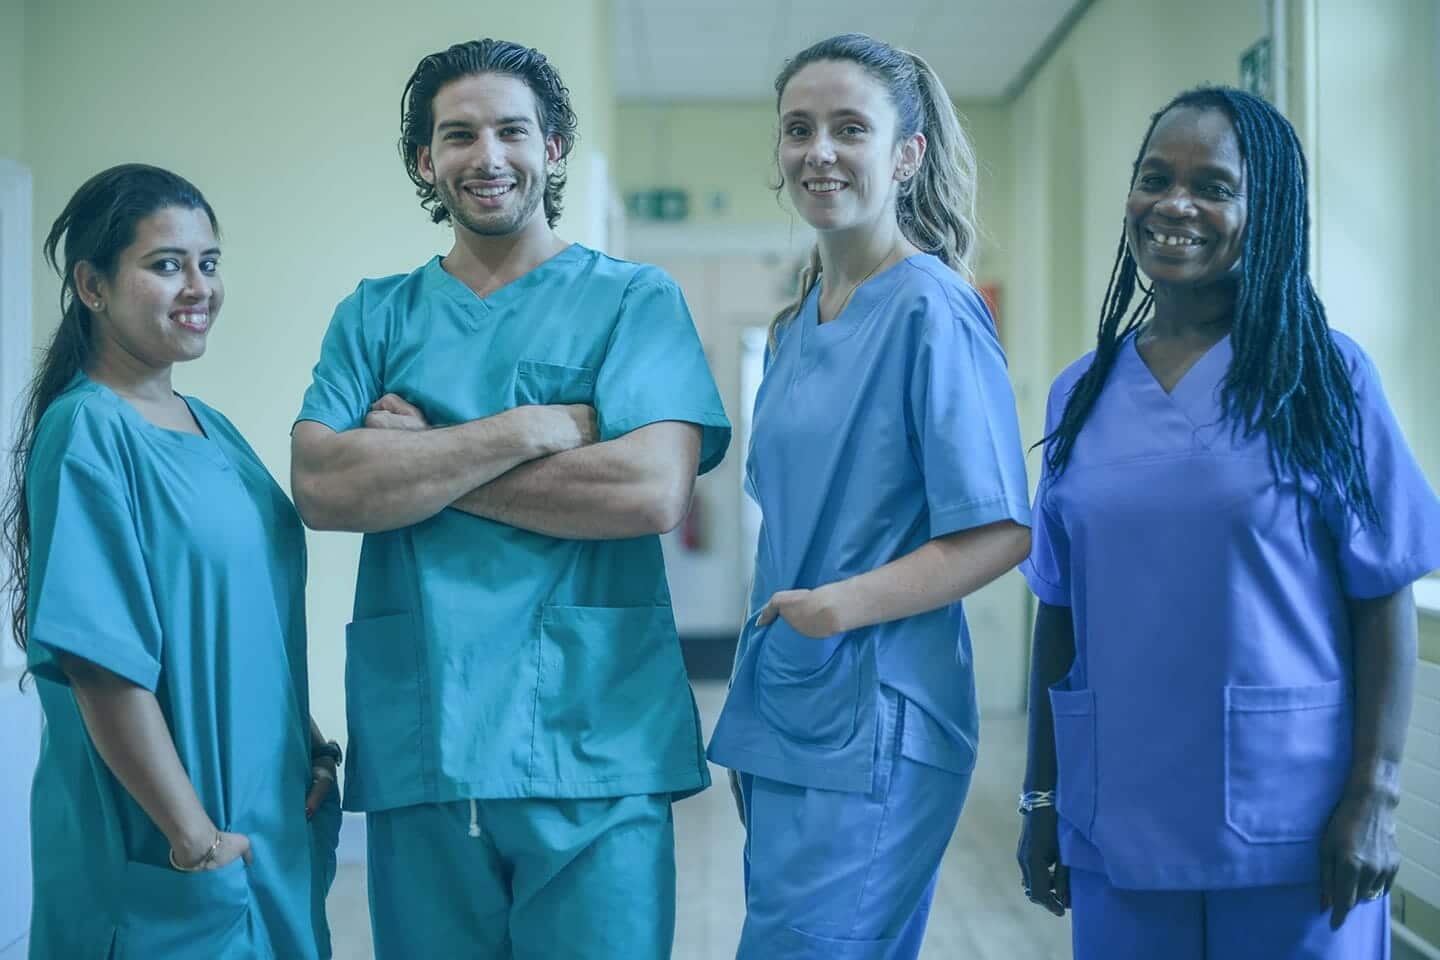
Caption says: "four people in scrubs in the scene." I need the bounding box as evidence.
[4,164,341,958]
[288,39,729,960]
[1017,86,1440,959]
[9,44,1437,960]
[706,33,1033,960]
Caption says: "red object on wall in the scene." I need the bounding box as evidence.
[680,492,705,551]
[979,283,1002,342]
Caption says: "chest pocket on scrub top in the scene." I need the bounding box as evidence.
[513,360,596,406]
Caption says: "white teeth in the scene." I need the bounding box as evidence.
[467,184,512,198]
[807,182,843,193]
[1150,230,1202,247]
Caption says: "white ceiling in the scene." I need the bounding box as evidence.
[615,0,1088,102]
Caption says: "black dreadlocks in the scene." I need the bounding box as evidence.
[1040,86,1379,528]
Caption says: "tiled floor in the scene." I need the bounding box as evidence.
[328,681,1073,960]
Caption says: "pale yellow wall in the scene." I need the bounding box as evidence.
[615,99,1011,284]
[20,0,612,746]
[1309,0,1440,491]
[0,0,22,160]
[617,100,788,226]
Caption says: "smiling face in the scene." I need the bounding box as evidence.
[82,205,222,371]
[777,59,921,235]
[1125,106,1249,290]
[417,72,562,239]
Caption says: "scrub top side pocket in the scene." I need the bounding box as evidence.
[533,603,698,785]
[1224,680,1350,844]
[344,612,427,809]
[1049,686,1098,839]
[513,360,597,406]
[112,858,257,960]
[755,620,861,748]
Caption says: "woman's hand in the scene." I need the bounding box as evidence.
[306,758,338,820]
[757,586,845,638]
[171,829,253,871]
[1017,808,1068,917]
[1319,787,1400,929]
[728,769,746,828]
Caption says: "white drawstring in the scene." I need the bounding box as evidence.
[468,799,481,838]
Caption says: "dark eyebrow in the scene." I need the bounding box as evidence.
[142,246,221,258]
[1192,164,1241,182]
[1138,155,1240,182]
[495,116,533,127]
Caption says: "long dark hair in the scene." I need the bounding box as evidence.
[768,33,980,349]
[1040,86,1378,526]
[399,38,579,228]
[3,163,218,654]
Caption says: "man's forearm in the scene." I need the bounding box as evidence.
[453,421,701,539]
[292,409,557,533]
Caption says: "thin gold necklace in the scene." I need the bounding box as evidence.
[820,240,900,324]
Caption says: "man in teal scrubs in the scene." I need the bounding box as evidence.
[291,39,730,959]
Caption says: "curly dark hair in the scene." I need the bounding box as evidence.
[399,39,578,228]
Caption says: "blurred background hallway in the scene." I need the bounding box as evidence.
[1,0,1437,957]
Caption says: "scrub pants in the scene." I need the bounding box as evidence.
[737,688,972,960]
[1070,868,1390,960]
[365,793,675,960]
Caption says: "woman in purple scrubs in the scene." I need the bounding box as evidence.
[1016,86,1440,959]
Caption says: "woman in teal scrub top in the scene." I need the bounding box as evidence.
[2,165,341,958]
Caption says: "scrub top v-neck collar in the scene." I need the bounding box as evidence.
[430,243,586,324]
[798,254,926,361]
[1125,329,1234,431]
[80,374,229,469]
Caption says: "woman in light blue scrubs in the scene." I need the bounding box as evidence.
[707,34,1032,959]
[1016,88,1440,959]
[2,165,342,958]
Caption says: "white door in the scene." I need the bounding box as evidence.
[0,158,36,958]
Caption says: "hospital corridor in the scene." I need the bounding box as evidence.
[2,0,1439,958]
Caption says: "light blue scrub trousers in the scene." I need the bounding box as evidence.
[1070,867,1390,959]
[365,793,674,960]
[737,689,971,959]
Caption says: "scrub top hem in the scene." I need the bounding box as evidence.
[1019,560,1069,607]
[291,411,350,435]
[929,493,1033,539]
[1345,548,1440,600]
[705,742,874,794]
[27,630,161,691]
[341,767,711,812]
[601,409,733,475]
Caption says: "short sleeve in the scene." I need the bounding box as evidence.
[594,274,732,475]
[294,287,382,434]
[26,457,164,689]
[1020,376,1075,607]
[906,284,1031,538]
[1322,349,1440,598]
